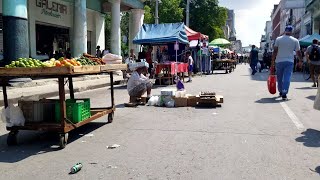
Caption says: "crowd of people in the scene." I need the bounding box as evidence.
[249,25,320,100]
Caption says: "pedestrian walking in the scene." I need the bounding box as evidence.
[306,39,320,87]
[249,45,259,75]
[186,51,193,83]
[271,25,302,100]
[96,46,102,58]
[258,50,264,72]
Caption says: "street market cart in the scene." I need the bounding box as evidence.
[0,64,127,148]
[212,59,236,74]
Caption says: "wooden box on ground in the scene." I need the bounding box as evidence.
[187,96,199,107]
[173,97,188,107]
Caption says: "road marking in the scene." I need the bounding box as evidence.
[280,102,305,131]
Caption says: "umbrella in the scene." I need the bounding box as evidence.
[209,38,231,46]
[299,33,320,47]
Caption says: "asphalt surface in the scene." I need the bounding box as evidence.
[0,64,320,180]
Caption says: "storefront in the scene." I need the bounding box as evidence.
[1,0,144,63]
[0,0,104,60]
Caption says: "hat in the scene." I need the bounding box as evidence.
[285,25,293,32]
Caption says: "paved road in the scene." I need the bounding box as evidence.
[0,64,320,180]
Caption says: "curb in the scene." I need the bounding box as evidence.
[1,80,126,107]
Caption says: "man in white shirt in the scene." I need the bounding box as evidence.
[186,51,193,82]
[202,42,210,74]
[127,65,152,103]
[272,25,302,100]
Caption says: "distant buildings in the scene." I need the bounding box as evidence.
[261,0,307,52]
[224,9,236,41]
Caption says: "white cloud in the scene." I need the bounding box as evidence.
[219,0,280,46]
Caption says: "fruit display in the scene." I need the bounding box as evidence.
[83,53,105,65]
[5,58,45,68]
[43,58,81,67]
[77,56,99,66]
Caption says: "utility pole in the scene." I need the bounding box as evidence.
[186,0,190,26]
[155,0,159,24]
[153,0,159,65]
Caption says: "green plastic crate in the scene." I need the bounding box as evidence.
[55,99,91,123]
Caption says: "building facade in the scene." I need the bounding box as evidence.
[306,0,320,35]
[1,0,144,63]
[223,9,236,41]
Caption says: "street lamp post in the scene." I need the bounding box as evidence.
[186,0,190,26]
[155,0,159,24]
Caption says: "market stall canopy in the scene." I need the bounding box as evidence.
[299,33,320,46]
[209,38,231,46]
[133,23,189,45]
[185,26,209,41]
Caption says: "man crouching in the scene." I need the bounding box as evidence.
[127,65,152,104]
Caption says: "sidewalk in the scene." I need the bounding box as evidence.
[0,74,125,107]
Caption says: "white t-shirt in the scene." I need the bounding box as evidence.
[127,71,149,92]
[202,47,209,55]
[274,35,300,63]
[188,56,194,65]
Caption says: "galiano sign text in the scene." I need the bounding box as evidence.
[36,0,68,18]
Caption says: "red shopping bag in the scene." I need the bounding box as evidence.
[267,67,277,94]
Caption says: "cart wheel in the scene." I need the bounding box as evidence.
[108,112,114,123]
[59,133,68,149]
[7,131,18,146]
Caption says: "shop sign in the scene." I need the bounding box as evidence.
[36,0,68,19]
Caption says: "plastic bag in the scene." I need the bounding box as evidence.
[147,96,160,106]
[314,84,320,111]
[267,67,277,95]
[165,100,175,108]
[102,53,122,61]
[257,62,261,70]
[2,105,25,127]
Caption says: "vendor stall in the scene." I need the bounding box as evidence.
[0,64,127,148]
[133,23,189,85]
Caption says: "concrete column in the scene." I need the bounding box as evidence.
[2,0,29,64]
[109,0,121,56]
[129,9,144,55]
[73,0,87,57]
[95,12,106,52]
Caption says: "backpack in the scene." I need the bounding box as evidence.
[310,45,320,61]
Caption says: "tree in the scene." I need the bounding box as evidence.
[143,0,184,24]
[181,0,227,40]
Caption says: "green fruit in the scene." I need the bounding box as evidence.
[20,63,26,67]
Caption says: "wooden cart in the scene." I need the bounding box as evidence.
[0,65,127,148]
[212,59,236,74]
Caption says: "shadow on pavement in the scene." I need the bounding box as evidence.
[296,87,316,90]
[255,97,285,104]
[306,95,316,101]
[296,129,320,148]
[0,122,107,163]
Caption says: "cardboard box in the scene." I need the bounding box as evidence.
[173,97,188,107]
[187,96,199,107]
[161,89,176,96]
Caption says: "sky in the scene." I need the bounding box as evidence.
[219,0,280,47]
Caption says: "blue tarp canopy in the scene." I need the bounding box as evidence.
[133,23,189,45]
[299,33,320,46]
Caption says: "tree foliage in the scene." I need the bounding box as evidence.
[182,0,228,40]
[143,0,227,40]
[143,0,184,24]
